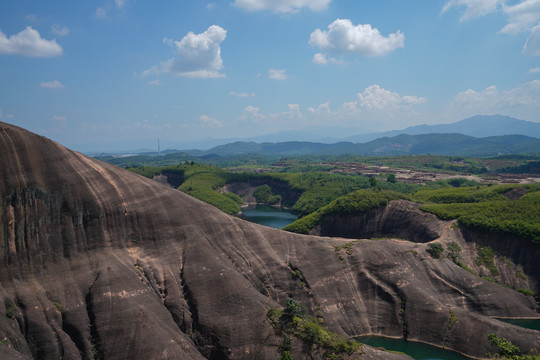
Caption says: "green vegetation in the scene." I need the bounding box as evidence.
[120,156,540,243]
[272,172,415,217]
[253,184,272,203]
[223,191,243,204]
[446,242,462,263]
[448,309,457,331]
[267,298,362,359]
[53,302,62,312]
[414,184,510,204]
[419,183,540,243]
[253,184,282,205]
[426,243,444,259]
[515,270,527,280]
[476,245,500,276]
[283,189,406,234]
[5,301,14,319]
[178,166,242,215]
[457,261,477,275]
[487,334,540,359]
[499,161,540,174]
[516,288,535,297]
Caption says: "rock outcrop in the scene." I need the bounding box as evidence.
[0,122,539,359]
[311,200,445,243]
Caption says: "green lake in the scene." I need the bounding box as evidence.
[497,318,540,331]
[241,205,298,229]
[357,336,472,360]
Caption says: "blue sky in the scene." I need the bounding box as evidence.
[1,0,540,151]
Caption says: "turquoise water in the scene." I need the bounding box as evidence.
[497,318,540,331]
[241,205,298,229]
[357,336,472,360]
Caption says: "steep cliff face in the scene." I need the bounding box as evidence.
[459,227,540,293]
[311,200,445,243]
[0,122,539,360]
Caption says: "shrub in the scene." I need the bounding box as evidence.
[253,185,272,203]
[488,334,519,357]
[268,194,282,205]
[427,243,444,259]
[5,302,15,319]
[446,242,462,263]
[267,298,362,359]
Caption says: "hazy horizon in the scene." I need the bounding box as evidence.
[1,1,540,149]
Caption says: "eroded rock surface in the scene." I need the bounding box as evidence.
[0,122,539,359]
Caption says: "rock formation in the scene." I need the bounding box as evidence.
[0,122,539,359]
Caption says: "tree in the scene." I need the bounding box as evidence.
[488,334,520,357]
[427,243,444,259]
[369,177,377,188]
[387,174,397,183]
[446,242,462,263]
[282,298,303,322]
[253,184,272,203]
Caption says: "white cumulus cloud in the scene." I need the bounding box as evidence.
[0,27,63,57]
[143,25,227,78]
[115,0,128,9]
[268,68,287,80]
[356,85,426,110]
[441,0,502,21]
[199,115,223,128]
[500,0,540,34]
[443,0,540,57]
[230,91,255,97]
[40,80,65,89]
[450,81,540,117]
[52,24,70,36]
[309,19,404,57]
[312,52,343,64]
[96,7,107,19]
[238,105,265,123]
[232,0,332,13]
[524,23,540,55]
[308,102,331,114]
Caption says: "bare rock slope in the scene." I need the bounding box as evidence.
[0,122,539,359]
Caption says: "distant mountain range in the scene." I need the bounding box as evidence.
[196,133,540,157]
[78,114,540,155]
[342,115,540,143]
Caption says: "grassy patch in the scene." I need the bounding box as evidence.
[53,302,62,312]
[516,288,535,297]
